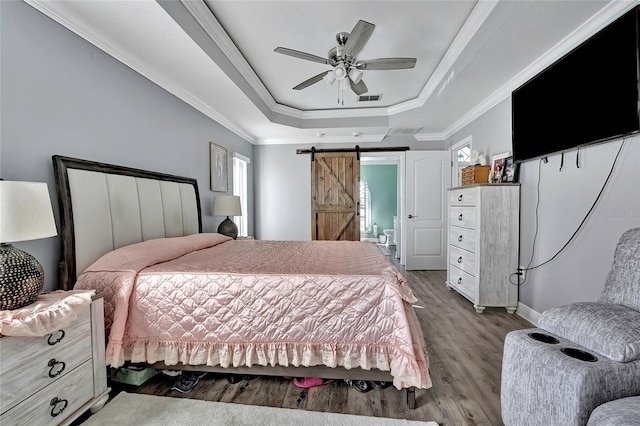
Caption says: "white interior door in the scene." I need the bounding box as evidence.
[404,150,450,270]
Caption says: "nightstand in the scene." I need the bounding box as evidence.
[0,297,110,425]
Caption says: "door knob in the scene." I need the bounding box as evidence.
[408,214,417,218]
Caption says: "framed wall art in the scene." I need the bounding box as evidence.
[210,142,228,192]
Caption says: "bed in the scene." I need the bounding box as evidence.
[52,155,431,407]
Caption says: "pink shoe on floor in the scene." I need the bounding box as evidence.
[292,377,334,388]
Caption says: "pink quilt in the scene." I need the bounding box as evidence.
[75,234,431,389]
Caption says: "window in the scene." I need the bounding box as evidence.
[451,136,472,187]
[232,152,250,237]
[360,179,372,233]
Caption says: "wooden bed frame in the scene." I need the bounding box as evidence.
[52,155,417,408]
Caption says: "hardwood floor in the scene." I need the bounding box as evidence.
[101,248,533,426]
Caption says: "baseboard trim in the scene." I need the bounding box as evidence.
[516,302,540,326]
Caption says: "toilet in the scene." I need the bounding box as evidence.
[383,229,395,247]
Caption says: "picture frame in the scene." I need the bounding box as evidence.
[502,156,520,183]
[490,151,510,183]
[210,142,228,192]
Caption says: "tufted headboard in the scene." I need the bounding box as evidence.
[52,155,202,290]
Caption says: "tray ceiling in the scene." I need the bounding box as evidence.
[24,0,632,145]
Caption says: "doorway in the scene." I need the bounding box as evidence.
[360,152,403,261]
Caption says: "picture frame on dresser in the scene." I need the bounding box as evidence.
[490,151,510,183]
[502,156,520,183]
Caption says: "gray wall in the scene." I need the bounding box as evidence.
[0,1,254,292]
[253,144,311,240]
[448,98,640,314]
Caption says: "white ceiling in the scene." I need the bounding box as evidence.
[25,0,637,145]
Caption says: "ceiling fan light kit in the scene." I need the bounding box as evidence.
[275,19,417,105]
[348,68,363,84]
[323,72,336,87]
[334,64,347,80]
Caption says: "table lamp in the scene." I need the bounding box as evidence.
[213,195,241,239]
[0,181,58,310]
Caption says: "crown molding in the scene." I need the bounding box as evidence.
[180,0,277,111]
[441,0,639,140]
[392,0,499,117]
[24,0,256,144]
[414,132,448,142]
[257,133,387,146]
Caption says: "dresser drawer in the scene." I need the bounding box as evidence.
[449,245,476,276]
[449,188,477,206]
[450,206,477,230]
[449,225,477,253]
[448,265,476,300]
[0,309,92,413]
[0,360,94,425]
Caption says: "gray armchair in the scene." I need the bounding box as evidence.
[501,227,640,426]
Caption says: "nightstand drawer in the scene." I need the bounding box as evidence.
[449,225,477,253]
[0,360,94,425]
[0,308,90,372]
[450,206,477,230]
[449,245,476,276]
[0,309,92,413]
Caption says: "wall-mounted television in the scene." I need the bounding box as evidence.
[512,6,640,163]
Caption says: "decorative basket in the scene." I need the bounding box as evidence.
[461,165,491,186]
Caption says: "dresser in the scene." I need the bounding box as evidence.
[446,184,520,313]
[0,298,110,425]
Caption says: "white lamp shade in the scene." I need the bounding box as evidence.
[213,195,242,217]
[333,64,347,80]
[323,71,336,87]
[0,181,58,243]
[348,68,363,84]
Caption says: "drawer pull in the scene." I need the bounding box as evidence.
[50,397,68,417]
[457,256,463,263]
[47,330,66,345]
[457,277,463,285]
[457,235,463,242]
[458,194,463,201]
[458,213,463,221]
[47,359,66,378]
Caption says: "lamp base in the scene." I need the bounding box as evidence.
[217,217,238,239]
[0,244,44,310]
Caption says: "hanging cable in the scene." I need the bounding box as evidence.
[510,158,544,286]
[513,139,626,286]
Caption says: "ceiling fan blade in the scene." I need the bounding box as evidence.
[293,71,330,90]
[343,20,375,59]
[275,47,331,65]
[356,58,417,70]
[350,78,368,95]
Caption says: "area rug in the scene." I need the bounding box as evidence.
[82,392,438,426]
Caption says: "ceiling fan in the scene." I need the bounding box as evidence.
[274,20,417,104]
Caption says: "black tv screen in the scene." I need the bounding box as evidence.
[512,6,640,163]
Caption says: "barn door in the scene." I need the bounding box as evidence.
[311,151,360,240]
